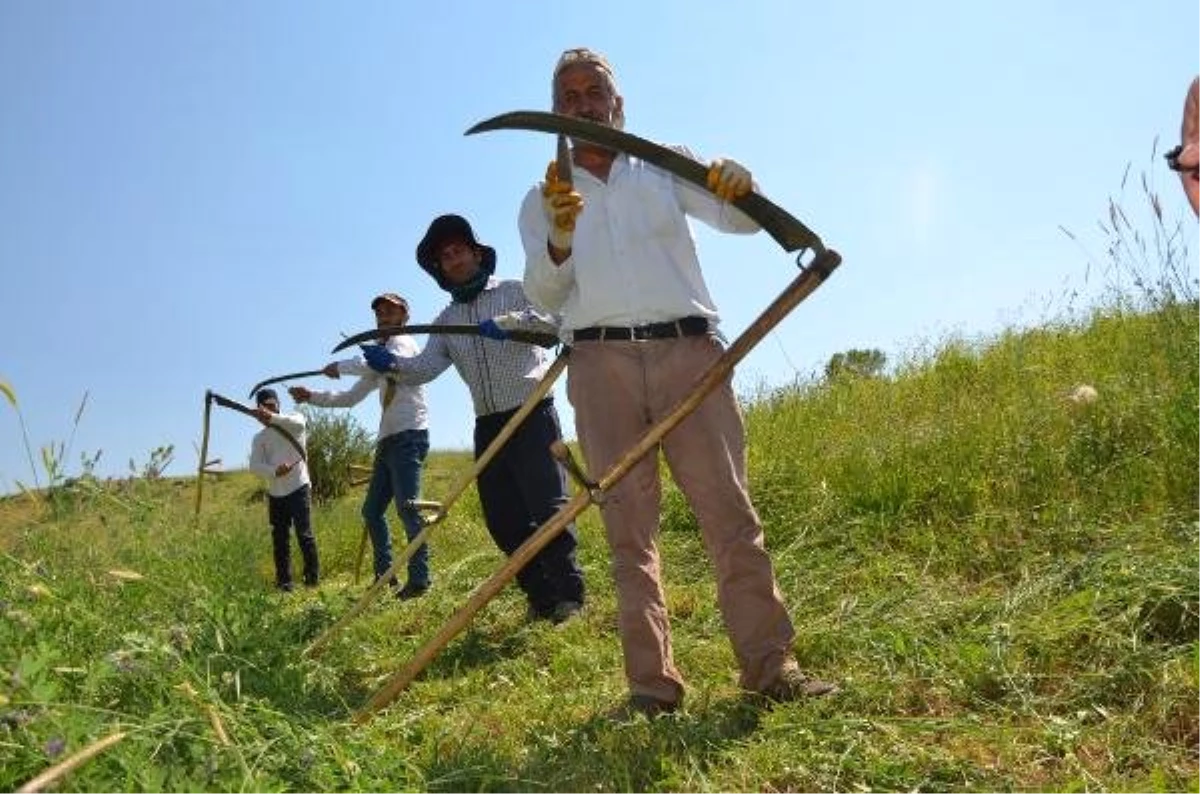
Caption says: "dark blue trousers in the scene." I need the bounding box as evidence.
[474,399,585,614]
[268,484,318,589]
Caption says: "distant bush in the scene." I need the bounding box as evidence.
[825,348,887,381]
[301,407,373,503]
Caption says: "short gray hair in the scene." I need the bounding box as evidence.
[552,47,619,101]
[551,47,623,128]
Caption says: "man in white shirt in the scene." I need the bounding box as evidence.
[289,293,431,600]
[519,47,837,716]
[361,214,586,623]
[249,388,318,592]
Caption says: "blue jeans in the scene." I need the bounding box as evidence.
[361,429,430,587]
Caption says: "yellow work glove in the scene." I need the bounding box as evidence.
[542,160,584,251]
[706,158,753,201]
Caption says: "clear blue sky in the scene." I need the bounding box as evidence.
[2,0,1197,493]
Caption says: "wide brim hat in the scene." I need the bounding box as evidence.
[416,214,497,289]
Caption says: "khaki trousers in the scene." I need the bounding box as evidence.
[567,334,795,702]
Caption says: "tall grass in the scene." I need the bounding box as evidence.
[1,380,46,493]
[0,181,1195,791]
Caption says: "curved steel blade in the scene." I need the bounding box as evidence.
[466,111,826,255]
[209,391,307,461]
[247,369,326,400]
[331,323,558,354]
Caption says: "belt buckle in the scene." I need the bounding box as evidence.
[631,325,649,341]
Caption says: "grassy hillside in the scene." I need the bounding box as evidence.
[1,295,1196,792]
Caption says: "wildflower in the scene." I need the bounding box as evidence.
[1067,383,1099,405]
[44,736,66,758]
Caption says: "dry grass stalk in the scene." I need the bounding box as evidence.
[205,705,231,746]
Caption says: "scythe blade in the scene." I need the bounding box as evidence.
[466,110,829,259]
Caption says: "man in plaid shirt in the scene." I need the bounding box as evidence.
[362,214,586,624]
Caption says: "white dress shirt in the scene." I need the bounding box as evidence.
[249,411,310,498]
[520,148,759,337]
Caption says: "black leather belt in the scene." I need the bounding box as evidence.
[572,315,710,342]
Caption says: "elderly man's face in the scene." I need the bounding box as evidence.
[554,62,624,129]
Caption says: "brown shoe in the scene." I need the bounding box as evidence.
[607,693,681,721]
[759,667,839,702]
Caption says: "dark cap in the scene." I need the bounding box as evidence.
[416,214,497,289]
[255,388,280,406]
[370,292,409,312]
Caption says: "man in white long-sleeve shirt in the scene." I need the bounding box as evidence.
[361,215,586,623]
[249,388,318,592]
[519,47,837,717]
[290,293,432,600]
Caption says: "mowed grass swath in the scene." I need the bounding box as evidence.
[1,193,1196,790]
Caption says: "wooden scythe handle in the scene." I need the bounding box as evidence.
[194,391,214,517]
[302,350,571,658]
[353,250,842,722]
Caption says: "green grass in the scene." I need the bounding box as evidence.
[1,295,1196,792]
[8,159,1195,793]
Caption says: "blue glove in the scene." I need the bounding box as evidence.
[479,319,509,341]
[361,344,399,374]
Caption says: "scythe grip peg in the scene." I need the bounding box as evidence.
[797,247,842,275]
[549,440,604,504]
